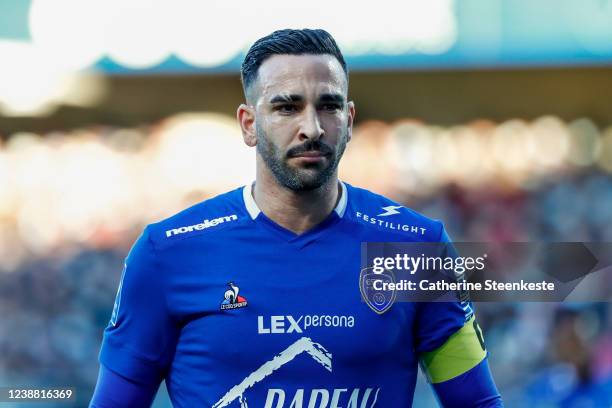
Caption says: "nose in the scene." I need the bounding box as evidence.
[298,106,324,142]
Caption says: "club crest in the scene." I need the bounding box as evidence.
[359,267,397,314]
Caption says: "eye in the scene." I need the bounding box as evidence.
[320,103,342,112]
[276,104,298,113]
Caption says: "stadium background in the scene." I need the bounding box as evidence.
[1,0,611,406]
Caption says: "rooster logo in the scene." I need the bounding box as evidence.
[220,282,248,310]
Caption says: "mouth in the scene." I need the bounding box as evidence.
[290,151,330,164]
[292,151,328,158]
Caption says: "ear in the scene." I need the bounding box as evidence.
[237,104,257,147]
[346,100,356,143]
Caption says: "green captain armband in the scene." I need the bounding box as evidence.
[420,315,487,384]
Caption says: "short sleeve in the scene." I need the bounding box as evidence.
[414,298,469,354]
[413,224,474,354]
[99,227,178,386]
[415,225,487,383]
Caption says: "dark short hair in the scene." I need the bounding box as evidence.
[240,28,348,98]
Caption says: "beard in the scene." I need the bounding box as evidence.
[256,125,348,192]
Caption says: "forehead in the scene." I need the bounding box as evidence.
[254,54,347,101]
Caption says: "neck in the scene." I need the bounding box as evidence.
[252,166,341,235]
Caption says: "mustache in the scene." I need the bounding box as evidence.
[286,140,334,157]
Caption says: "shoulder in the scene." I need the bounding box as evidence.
[145,186,251,247]
[343,182,445,241]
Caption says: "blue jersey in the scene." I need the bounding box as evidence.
[100,182,473,407]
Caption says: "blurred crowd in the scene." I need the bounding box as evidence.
[413,172,612,407]
[0,114,611,407]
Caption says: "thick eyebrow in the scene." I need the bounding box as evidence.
[267,93,346,104]
[318,93,345,104]
[269,94,304,104]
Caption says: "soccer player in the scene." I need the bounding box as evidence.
[90,29,503,407]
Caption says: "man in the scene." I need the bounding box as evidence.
[90,29,502,407]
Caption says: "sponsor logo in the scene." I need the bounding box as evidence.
[220,282,248,310]
[165,214,238,238]
[377,205,402,217]
[264,388,380,408]
[355,212,427,236]
[258,315,355,334]
[212,337,381,408]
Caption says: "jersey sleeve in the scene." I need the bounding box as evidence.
[414,225,486,383]
[98,226,179,386]
[432,358,503,407]
[89,365,160,408]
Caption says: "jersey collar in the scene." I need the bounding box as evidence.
[242,181,348,220]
